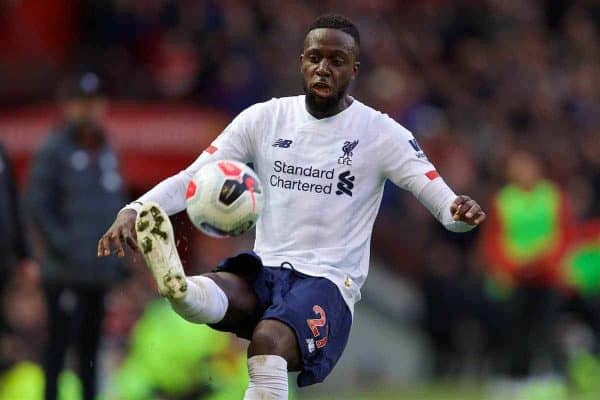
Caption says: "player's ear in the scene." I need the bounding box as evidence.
[352,61,360,79]
[299,54,304,69]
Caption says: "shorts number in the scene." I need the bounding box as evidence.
[307,305,328,349]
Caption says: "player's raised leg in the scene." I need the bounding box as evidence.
[135,202,228,324]
[135,202,260,327]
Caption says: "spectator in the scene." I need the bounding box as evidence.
[481,151,572,377]
[0,140,35,370]
[27,73,127,400]
[112,299,251,400]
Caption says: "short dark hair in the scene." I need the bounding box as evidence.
[307,14,360,56]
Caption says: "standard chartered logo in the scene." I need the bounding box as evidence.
[270,160,356,197]
[270,160,334,194]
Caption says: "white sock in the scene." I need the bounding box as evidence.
[168,276,228,324]
[244,355,289,400]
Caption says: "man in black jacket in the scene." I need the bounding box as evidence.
[0,141,33,370]
[28,73,126,400]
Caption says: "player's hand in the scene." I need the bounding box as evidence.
[97,209,139,258]
[450,195,486,226]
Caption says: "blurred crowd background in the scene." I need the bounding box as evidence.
[1,0,599,399]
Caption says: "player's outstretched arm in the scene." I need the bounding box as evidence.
[450,195,486,226]
[411,177,485,232]
[97,209,139,258]
[96,138,221,259]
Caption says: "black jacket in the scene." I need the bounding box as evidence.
[0,142,29,275]
[27,124,127,288]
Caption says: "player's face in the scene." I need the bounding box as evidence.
[300,28,359,114]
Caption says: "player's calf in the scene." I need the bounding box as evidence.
[170,275,228,324]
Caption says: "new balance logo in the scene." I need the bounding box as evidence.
[273,139,293,148]
[336,171,355,197]
[408,138,427,159]
[408,138,421,152]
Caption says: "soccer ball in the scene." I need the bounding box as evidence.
[185,160,263,238]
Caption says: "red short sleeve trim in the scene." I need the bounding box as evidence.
[204,145,218,154]
[425,170,440,180]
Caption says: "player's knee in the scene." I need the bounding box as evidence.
[250,320,292,355]
[249,320,300,369]
[250,326,279,354]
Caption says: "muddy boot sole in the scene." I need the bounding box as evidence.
[135,202,187,299]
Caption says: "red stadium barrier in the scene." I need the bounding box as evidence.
[0,102,229,190]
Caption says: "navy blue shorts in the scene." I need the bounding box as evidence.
[214,251,352,387]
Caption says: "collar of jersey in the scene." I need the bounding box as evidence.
[302,95,357,123]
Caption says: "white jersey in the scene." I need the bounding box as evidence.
[128,95,473,313]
